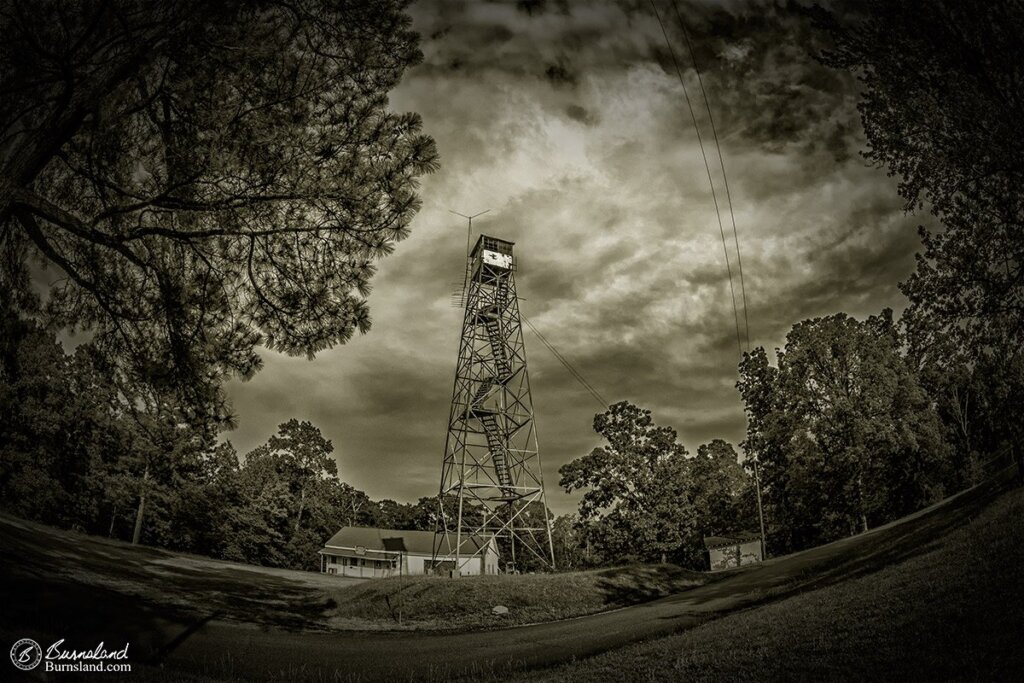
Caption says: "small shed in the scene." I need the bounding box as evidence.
[704,531,763,571]
[319,526,499,578]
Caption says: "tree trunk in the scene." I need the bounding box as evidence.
[295,484,306,533]
[108,508,117,538]
[856,472,869,534]
[753,457,768,559]
[132,464,150,545]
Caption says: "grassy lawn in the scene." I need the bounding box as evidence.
[324,563,711,630]
[0,512,710,636]
[0,513,361,633]
[4,482,1019,681]
[528,485,1024,682]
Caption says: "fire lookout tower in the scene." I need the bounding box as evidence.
[435,235,555,573]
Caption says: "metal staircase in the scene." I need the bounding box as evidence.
[483,317,511,380]
[480,413,513,490]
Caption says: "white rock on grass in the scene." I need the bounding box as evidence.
[491,605,509,615]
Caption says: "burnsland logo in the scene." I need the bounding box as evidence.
[9,638,131,673]
[9,639,42,671]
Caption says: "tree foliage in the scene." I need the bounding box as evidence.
[816,2,1023,350]
[0,0,438,418]
[689,439,755,538]
[0,320,429,571]
[558,403,757,568]
[738,311,951,553]
[559,402,697,565]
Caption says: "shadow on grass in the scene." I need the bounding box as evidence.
[593,564,711,608]
[0,514,345,662]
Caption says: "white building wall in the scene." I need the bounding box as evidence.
[405,554,427,575]
[708,539,763,571]
[322,545,501,578]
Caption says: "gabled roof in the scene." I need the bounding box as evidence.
[321,527,495,557]
[703,531,762,550]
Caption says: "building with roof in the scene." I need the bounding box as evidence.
[319,526,499,578]
[704,531,764,571]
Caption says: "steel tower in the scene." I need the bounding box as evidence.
[435,234,555,574]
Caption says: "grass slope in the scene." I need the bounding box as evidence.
[327,564,710,630]
[0,513,707,638]
[530,485,1024,682]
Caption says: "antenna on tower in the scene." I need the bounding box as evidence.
[449,209,490,308]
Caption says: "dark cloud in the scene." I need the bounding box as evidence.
[565,103,597,124]
[224,0,925,516]
[545,60,578,87]
[516,0,548,15]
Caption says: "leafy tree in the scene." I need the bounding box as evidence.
[265,419,336,533]
[690,439,754,538]
[222,452,294,567]
[0,312,212,544]
[0,323,405,571]
[334,483,377,528]
[738,311,950,552]
[0,318,101,525]
[815,3,1024,482]
[374,499,417,529]
[0,0,438,419]
[816,2,1023,347]
[903,307,1024,487]
[560,401,697,565]
[550,513,587,571]
[156,442,241,556]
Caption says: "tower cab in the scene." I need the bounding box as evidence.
[471,235,514,282]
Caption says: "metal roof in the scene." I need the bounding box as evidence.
[321,527,496,557]
[703,531,762,550]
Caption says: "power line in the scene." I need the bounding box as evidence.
[525,317,607,409]
[653,0,766,559]
[670,0,751,352]
[522,315,608,409]
[650,0,744,357]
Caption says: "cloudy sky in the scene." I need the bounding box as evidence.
[225,0,928,515]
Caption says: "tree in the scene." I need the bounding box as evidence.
[0,316,105,526]
[0,0,438,419]
[374,499,417,529]
[738,311,950,552]
[815,2,1023,351]
[559,402,697,565]
[689,439,754,538]
[902,303,1024,487]
[270,420,336,534]
[817,2,1024,487]
[156,441,241,556]
[550,513,587,571]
